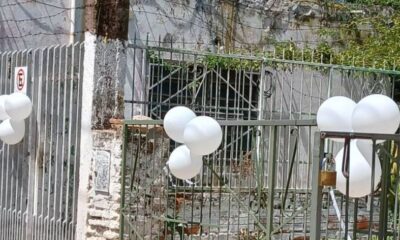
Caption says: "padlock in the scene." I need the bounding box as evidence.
[319,153,336,187]
[320,171,337,186]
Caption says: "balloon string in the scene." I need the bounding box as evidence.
[164,166,177,188]
[164,166,199,187]
[342,137,351,178]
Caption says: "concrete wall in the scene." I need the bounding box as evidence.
[128,0,333,50]
[76,34,127,239]
[0,0,83,50]
[92,40,126,129]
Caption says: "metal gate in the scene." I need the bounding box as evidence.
[0,43,84,240]
[122,44,400,239]
[121,119,317,240]
[312,131,400,240]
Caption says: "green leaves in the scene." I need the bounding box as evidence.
[347,0,400,10]
[338,14,400,69]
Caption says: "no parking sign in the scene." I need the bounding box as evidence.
[14,66,27,94]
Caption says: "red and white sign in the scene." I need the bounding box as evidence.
[14,66,28,94]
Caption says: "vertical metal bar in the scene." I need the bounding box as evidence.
[258,63,265,120]
[53,46,64,228]
[310,131,324,240]
[119,124,128,240]
[23,49,31,240]
[353,199,358,240]
[226,125,233,239]
[17,50,27,240]
[0,52,5,240]
[266,126,277,239]
[26,48,38,240]
[304,126,313,236]
[299,65,304,119]
[47,45,58,240]
[5,51,15,240]
[278,68,283,119]
[393,140,400,240]
[131,34,137,117]
[308,71,314,118]
[368,140,377,239]
[71,43,84,240]
[65,43,76,239]
[379,141,390,239]
[344,140,350,240]
[40,46,50,240]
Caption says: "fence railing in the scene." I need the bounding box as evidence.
[120,119,400,240]
[312,131,400,240]
[120,119,319,239]
[125,44,398,122]
[0,42,84,240]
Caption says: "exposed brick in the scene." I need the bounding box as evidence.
[88,219,119,230]
[103,230,119,239]
[86,130,123,238]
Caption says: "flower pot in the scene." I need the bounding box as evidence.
[356,219,369,230]
[184,224,201,235]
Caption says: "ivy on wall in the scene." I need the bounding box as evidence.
[147,2,400,71]
[201,12,400,71]
[346,0,400,9]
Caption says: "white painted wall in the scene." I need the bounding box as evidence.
[0,0,83,50]
[76,32,96,240]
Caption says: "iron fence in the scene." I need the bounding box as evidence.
[120,119,319,240]
[125,43,397,121]
[312,131,400,240]
[0,43,84,240]
[122,44,400,239]
[121,120,400,240]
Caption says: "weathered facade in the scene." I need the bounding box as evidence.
[85,130,123,240]
[0,1,398,240]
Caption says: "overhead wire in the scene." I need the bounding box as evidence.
[0,0,376,32]
[0,9,69,24]
[131,9,372,44]
[160,0,376,31]
[0,31,85,40]
[0,0,89,10]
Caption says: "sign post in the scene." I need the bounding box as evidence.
[14,66,28,94]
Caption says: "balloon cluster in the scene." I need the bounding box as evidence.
[317,94,400,198]
[164,106,223,180]
[0,93,32,145]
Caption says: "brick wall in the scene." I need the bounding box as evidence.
[86,130,123,240]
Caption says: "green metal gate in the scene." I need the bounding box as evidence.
[311,131,400,240]
[120,119,318,239]
[121,45,400,239]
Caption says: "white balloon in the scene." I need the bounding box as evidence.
[335,140,381,198]
[0,119,25,145]
[164,106,196,143]
[0,95,10,120]
[183,116,222,155]
[167,145,203,180]
[356,140,380,166]
[352,94,400,136]
[5,93,32,121]
[317,96,356,142]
